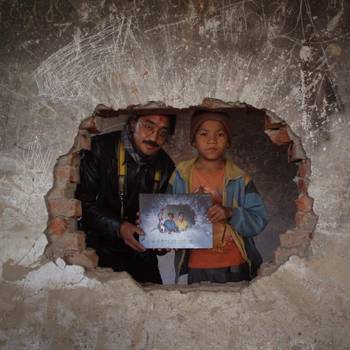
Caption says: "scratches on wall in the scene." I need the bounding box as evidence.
[28,0,350,149]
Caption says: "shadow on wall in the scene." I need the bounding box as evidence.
[43,99,318,285]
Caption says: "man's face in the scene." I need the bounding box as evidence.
[168,213,174,220]
[132,114,171,156]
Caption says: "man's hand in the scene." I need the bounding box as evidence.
[207,204,233,223]
[119,221,146,252]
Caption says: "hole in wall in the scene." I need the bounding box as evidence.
[44,99,317,287]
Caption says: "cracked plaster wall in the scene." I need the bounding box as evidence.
[0,1,349,349]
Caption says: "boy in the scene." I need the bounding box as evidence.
[168,110,268,284]
[163,212,178,234]
[176,212,189,232]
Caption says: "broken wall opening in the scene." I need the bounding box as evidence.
[44,99,317,286]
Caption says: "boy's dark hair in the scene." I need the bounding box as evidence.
[190,109,233,144]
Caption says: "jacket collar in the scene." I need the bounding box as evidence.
[176,157,246,184]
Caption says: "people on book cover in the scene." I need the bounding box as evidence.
[175,212,189,232]
[163,212,179,233]
[168,109,268,284]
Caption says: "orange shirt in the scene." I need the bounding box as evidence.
[188,166,245,269]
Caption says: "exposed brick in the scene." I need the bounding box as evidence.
[288,142,307,163]
[265,126,291,145]
[295,195,313,213]
[75,130,91,151]
[274,244,309,265]
[295,211,306,226]
[93,103,120,117]
[44,242,62,260]
[274,246,295,265]
[54,165,80,184]
[46,182,77,200]
[294,177,309,193]
[79,116,99,133]
[295,211,318,231]
[65,249,99,270]
[201,97,237,109]
[279,229,311,249]
[47,217,77,236]
[62,231,86,252]
[47,198,81,218]
[297,159,311,178]
[46,231,86,259]
[264,115,285,130]
[56,152,80,167]
[95,115,127,134]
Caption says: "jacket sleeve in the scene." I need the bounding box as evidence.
[166,170,186,194]
[228,179,268,238]
[75,138,121,242]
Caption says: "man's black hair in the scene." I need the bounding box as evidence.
[127,111,176,136]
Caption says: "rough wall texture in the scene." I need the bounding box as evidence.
[0,0,349,349]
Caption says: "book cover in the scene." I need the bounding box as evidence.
[139,193,213,249]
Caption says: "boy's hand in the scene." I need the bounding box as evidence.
[119,221,146,252]
[207,205,233,223]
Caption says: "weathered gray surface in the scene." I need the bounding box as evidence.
[0,1,349,349]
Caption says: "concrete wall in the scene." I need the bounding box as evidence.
[0,1,349,349]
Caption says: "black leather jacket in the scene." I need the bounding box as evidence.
[75,130,175,271]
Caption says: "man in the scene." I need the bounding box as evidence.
[76,109,176,284]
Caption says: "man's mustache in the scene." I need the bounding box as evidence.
[143,140,160,148]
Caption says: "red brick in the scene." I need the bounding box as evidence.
[47,198,81,218]
[201,97,233,109]
[297,159,311,178]
[65,249,99,270]
[295,211,305,226]
[279,230,311,249]
[296,178,309,193]
[47,217,68,236]
[264,115,285,130]
[56,152,80,167]
[71,131,88,152]
[274,247,295,265]
[288,142,307,163]
[295,211,318,231]
[55,165,80,184]
[46,182,76,200]
[62,231,86,252]
[265,126,291,145]
[75,130,91,151]
[295,195,313,213]
[47,217,77,236]
[79,116,98,133]
[95,116,127,134]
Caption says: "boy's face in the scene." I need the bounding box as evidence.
[168,213,174,220]
[193,120,229,161]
